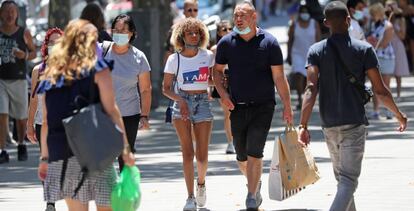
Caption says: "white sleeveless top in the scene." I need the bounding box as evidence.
[291,19,316,76]
[370,20,395,60]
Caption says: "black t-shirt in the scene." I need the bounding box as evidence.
[306,33,379,127]
[215,28,283,103]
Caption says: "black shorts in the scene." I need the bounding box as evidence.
[230,100,275,161]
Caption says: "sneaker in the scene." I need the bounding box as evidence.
[0,150,10,164]
[256,180,263,207]
[183,195,197,211]
[385,111,393,120]
[245,193,258,211]
[368,111,380,120]
[196,183,206,207]
[17,144,28,161]
[225,143,235,154]
[45,204,56,211]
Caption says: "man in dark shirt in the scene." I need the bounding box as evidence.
[214,1,293,210]
[299,2,407,211]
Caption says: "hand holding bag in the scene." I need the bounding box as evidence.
[279,125,320,190]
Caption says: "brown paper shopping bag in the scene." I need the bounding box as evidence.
[268,135,304,201]
[279,125,320,190]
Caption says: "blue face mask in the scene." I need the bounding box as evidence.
[353,10,364,21]
[113,33,129,46]
[299,13,310,21]
[233,26,251,35]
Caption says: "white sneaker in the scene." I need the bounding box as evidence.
[196,183,206,207]
[225,143,235,154]
[183,195,197,211]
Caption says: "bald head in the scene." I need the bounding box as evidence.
[235,0,256,13]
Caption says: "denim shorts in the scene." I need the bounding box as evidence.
[172,92,213,123]
[230,100,275,161]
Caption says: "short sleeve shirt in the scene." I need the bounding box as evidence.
[215,28,283,103]
[306,34,379,127]
[105,46,151,117]
[164,49,214,91]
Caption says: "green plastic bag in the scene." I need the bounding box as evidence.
[111,165,141,211]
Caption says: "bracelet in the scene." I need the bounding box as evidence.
[140,115,148,120]
[298,124,308,130]
[39,156,48,163]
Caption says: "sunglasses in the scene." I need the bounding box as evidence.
[187,8,198,13]
[221,27,232,32]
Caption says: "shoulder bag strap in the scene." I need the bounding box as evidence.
[168,52,180,107]
[327,38,366,90]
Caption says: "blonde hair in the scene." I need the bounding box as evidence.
[370,3,386,17]
[43,19,98,84]
[170,18,209,52]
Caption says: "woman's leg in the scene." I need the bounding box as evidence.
[193,121,213,185]
[174,118,195,196]
[96,206,112,211]
[219,101,233,144]
[118,114,140,172]
[396,76,402,98]
[296,73,306,109]
[65,198,88,211]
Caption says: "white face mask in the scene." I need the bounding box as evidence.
[353,10,364,21]
[48,46,53,54]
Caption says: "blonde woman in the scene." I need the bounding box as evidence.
[367,3,395,119]
[37,19,135,211]
[162,18,214,211]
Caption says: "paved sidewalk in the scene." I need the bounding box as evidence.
[1,15,413,211]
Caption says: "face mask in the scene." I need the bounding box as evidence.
[353,10,364,21]
[299,13,310,21]
[233,26,251,35]
[184,40,199,50]
[112,33,129,46]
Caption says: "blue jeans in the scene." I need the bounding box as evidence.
[323,124,366,211]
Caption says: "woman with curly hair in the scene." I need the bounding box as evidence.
[162,18,214,211]
[26,27,63,211]
[36,19,135,211]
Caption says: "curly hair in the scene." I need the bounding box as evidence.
[40,27,63,61]
[42,19,98,84]
[170,18,209,52]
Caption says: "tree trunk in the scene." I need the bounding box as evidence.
[131,0,172,108]
[48,0,71,29]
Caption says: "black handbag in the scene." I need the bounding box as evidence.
[328,39,373,105]
[62,69,124,196]
[165,52,180,123]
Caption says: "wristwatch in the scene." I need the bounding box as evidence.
[140,115,148,120]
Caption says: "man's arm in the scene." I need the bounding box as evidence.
[367,68,407,131]
[213,63,234,110]
[298,65,319,145]
[271,64,293,124]
[24,29,36,60]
